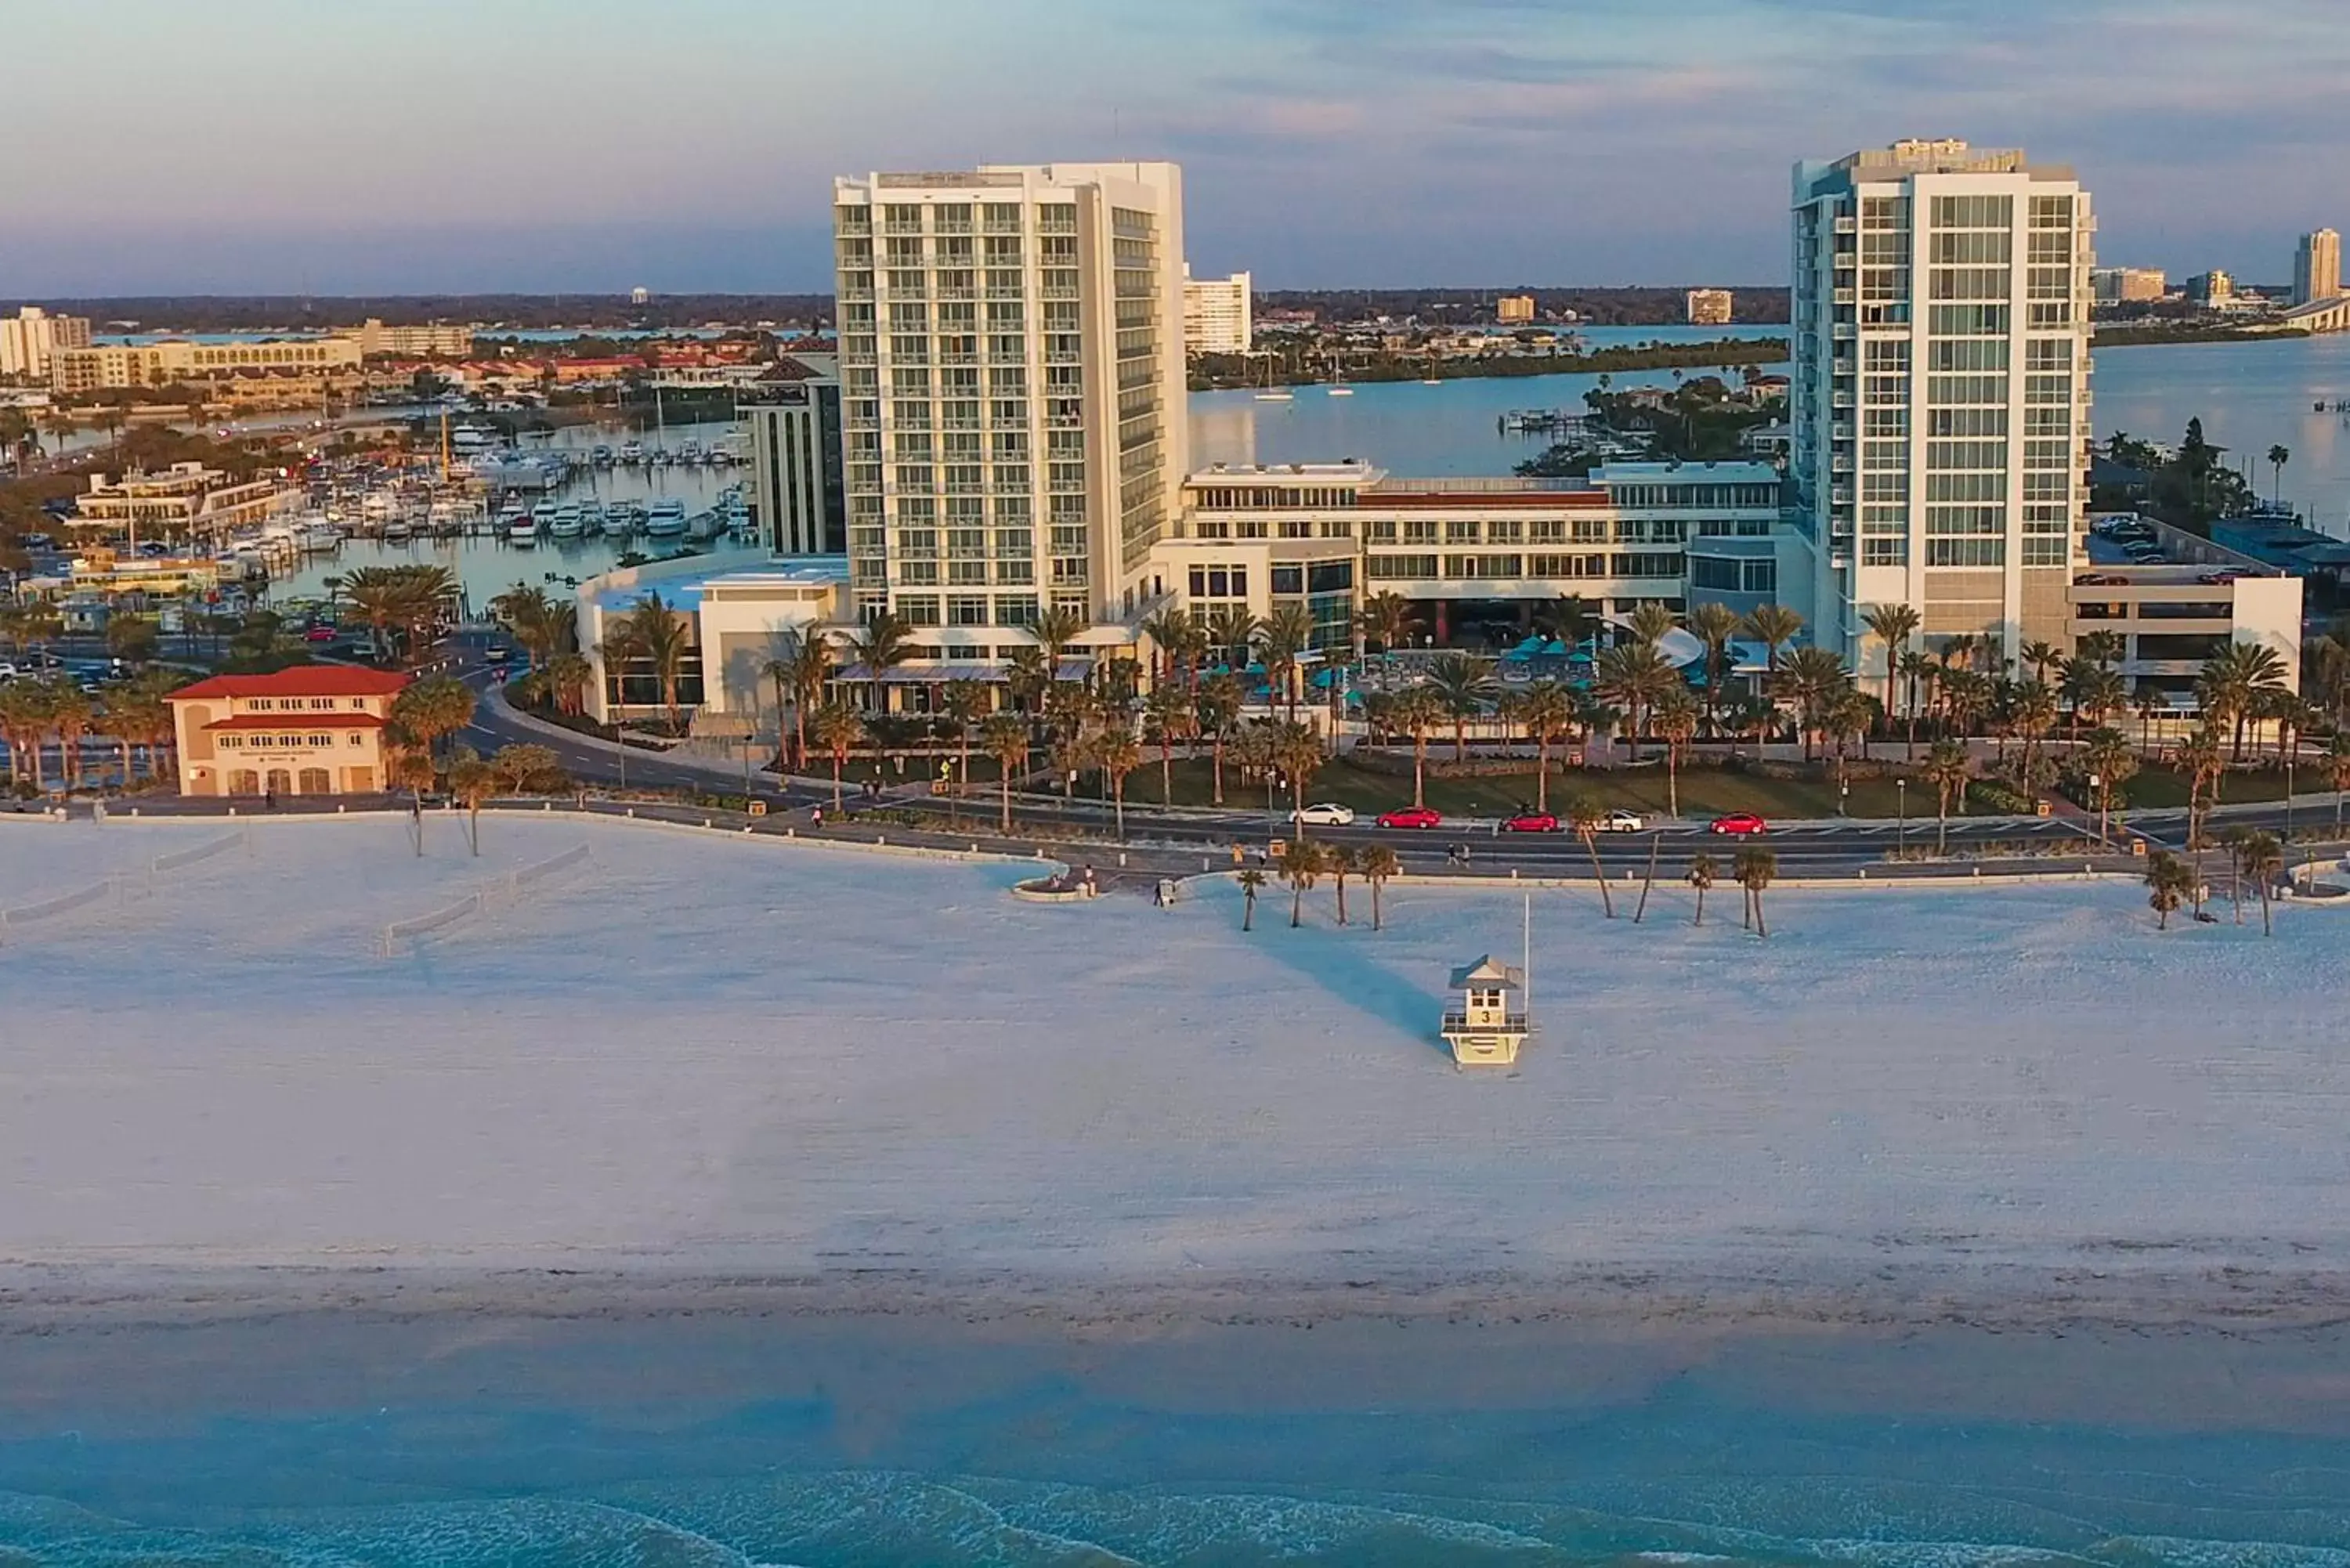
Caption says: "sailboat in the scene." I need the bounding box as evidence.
[1252,351,1292,403]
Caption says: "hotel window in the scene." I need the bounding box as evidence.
[994,595,1039,627]
[1401,519,1437,544]
[1444,520,1480,544]
[947,595,989,627]
[897,595,942,626]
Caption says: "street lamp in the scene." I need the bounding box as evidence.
[1896,777,1906,854]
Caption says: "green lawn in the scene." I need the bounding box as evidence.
[1134,755,2012,823]
[2114,764,2304,811]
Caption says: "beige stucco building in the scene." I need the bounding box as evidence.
[170,667,410,799]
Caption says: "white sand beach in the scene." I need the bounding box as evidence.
[1,811,2345,1324]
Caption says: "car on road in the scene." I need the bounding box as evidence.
[1502,811,1560,833]
[1290,801,1356,826]
[305,626,338,643]
[1376,805,1444,829]
[1603,808,1647,833]
[1708,812,1770,835]
[483,644,513,664]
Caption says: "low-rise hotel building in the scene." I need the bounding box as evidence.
[1155,460,1796,646]
[52,335,363,394]
[1686,288,1734,325]
[169,667,410,799]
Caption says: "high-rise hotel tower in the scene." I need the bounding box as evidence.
[830,164,1188,645]
[1791,140,2095,673]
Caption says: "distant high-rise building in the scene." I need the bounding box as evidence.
[743,359,847,556]
[832,161,1188,649]
[1791,139,2094,672]
[630,286,651,306]
[1182,266,1253,355]
[0,307,92,381]
[1495,294,1536,324]
[2294,229,2342,306]
[2091,267,2166,305]
[2190,269,2234,307]
[1685,288,1734,325]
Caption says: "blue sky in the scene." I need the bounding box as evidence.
[2,0,2343,295]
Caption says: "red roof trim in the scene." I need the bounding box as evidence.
[171,668,410,700]
[203,713,387,732]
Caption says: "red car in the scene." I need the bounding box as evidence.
[1377,806,1444,829]
[1709,812,1770,836]
[1502,811,1560,833]
[305,625,338,643]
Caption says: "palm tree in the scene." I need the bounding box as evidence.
[446,746,498,856]
[1138,606,1196,688]
[1255,602,1317,721]
[388,747,436,850]
[809,703,866,812]
[1361,844,1399,930]
[2326,731,2350,837]
[2266,443,2290,504]
[2144,849,2192,930]
[1271,721,1325,835]
[2018,639,2063,688]
[1537,593,1599,655]
[1687,851,1717,926]
[1734,845,1777,938]
[1508,680,1576,812]
[1027,604,1088,687]
[1652,685,1701,818]
[1237,868,1266,931]
[1206,606,1261,673]
[1386,685,1444,807]
[1560,789,1615,918]
[616,591,694,733]
[1356,591,1415,658]
[2196,642,2289,761]
[941,678,988,804]
[854,610,917,713]
[2240,829,2285,936]
[1592,642,1673,761]
[1197,674,1242,805]
[1425,652,1496,762]
[1282,838,1325,927]
[1144,685,1195,804]
[1096,727,1142,840]
[776,634,837,768]
[45,683,92,788]
[2008,681,2059,792]
[2174,728,2226,854]
[1004,645,1052,715]
[488,582,561,670]
[2078,726,2138,844]
[0,677,55,791]
[1773,645,1849,762]
[1740,603,1803,684]
[389,674,476,764]
[1920,738,1972,856]
[1685,602,1741,731]
[544,651,594,717]
[1860,602,1921,716]
[979,713,1029,832]
[1628,601,1676,649]
[1325,842,1358,925]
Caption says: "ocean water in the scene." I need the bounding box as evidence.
[4,1312,2348,1566]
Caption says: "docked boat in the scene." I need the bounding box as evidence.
[677,438,703,464]
[298,521,345,553]
[507,515,540,547]
[591,444,615,466]
[548,504,585,540]
[618,439,645,465]
[381,521,414,545]
[580,500,606,537]
[645,498,687,537]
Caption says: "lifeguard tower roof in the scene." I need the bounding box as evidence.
[1449,956,1524,991]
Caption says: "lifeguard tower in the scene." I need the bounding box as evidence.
[1441,956,1528,1068]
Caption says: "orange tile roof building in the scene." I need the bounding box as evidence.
[168,667,410,800]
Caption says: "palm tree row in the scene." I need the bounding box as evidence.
[342,565,459,666]
[1234,840,1404,933]
[0,671,177,792]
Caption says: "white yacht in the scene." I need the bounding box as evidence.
[645,498,687,537]
[548,504,585,540]
[507,513,540,547]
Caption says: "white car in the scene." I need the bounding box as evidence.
[1290,802,1358,826]
[1603,808,1648,833]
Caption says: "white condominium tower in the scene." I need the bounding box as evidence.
[1791,139,2095,671]
[831,163,1188,640]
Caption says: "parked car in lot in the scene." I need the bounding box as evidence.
[1603,808,1647,832]
[1502,811,1560,833]
[1376,805,1444,829]
[1709,812,1770,836]
[1290,801,1356,826]
[305,626,338,643]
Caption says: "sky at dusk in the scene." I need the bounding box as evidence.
[4,0,2345,297]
